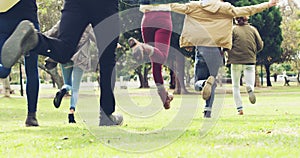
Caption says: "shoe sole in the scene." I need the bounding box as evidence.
[164,94,174,110]
[128,38,144,62]
[1,20,38,68]
[53,90,66,108]
[202,76,215,100]
[203,111,211,118]
[99,114,123,126]
[246,86,256,104]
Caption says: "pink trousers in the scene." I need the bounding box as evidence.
[141,11,172,85]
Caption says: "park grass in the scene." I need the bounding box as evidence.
[0,82,299,157]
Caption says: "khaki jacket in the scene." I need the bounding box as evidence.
[171,0,270,49]
[227,24,263,64]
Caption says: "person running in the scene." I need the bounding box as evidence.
[44,21,96,123]
[170,0,277,117]
[0,0,41,126]
[1,0,123,126]
[127,1,176,110]
[227,16,263,115]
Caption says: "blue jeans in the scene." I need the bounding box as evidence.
[0,18,40,113]
[61,62,84,111]
[194,46,223,112]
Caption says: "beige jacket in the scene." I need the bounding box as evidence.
[171,0,270,49]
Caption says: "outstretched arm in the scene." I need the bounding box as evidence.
[219,0,278,17]
[170,2,201,14]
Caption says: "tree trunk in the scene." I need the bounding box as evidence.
[135,66,144,88]
[2,77,11,97]
[143,65,150,88]
[36,62,63,89]
[135,64,150,88]
[255,65,261,87]
[185,60,191,87]
[169,69,176,89]
[174,53,188,94]
[297,70,300,86]
[168,59,176,89]
[47,67,64,89]
[264,64,272,87]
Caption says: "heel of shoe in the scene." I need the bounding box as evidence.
[68,113,76,123]
[25,112,39,127]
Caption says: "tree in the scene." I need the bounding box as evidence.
[37,0,64,88]
[290,14,300,83]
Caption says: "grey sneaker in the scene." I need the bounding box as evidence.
[202,76,215,100]
[128,37,154,63]
[99,113,123,126]
[246,86,256,104]
[203,111,211,118]
[25,112,39,127]
[1,20,38,68]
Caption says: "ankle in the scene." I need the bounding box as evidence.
[69,108,75,114]
[27,112,36,117]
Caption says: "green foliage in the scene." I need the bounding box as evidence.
[251,2,282,65]
[37,0,63,32]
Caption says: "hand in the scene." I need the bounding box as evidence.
[268,0,278,7]
[117,43,122,49]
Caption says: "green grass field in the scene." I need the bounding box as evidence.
[0,82,299,157]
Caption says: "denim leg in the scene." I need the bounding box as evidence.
[70,66,84,110]
[61,62,73,91]
[91,1,119,115]
[194,51,209,91]
[25,52,39,113]
[0,22,13,78]
[231,64,243,110]
[98,38,118,115]
[26,22,40,113]
[195,46,223,112]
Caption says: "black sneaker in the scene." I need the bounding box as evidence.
[25,112,39,127]
[53,88,67,108]
[1,20,38,68]
[99,113,123,126]
[68,113,76,123]
[203,111,211,118]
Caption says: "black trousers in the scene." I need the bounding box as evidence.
[34,0,120,115]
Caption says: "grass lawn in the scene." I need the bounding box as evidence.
[0,82,299,157]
